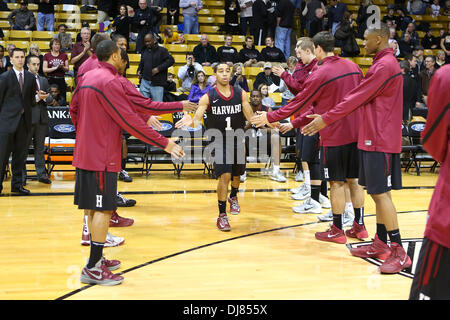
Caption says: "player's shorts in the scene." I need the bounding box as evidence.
[320,142,359,182]
[409,237,450,300]
[301,133,320,163]
[358,150,402,194]
[74,168,118,211]
[212,144,246,179]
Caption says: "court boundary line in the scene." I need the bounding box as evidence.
[2,185,436,197]
[56,209,428,300]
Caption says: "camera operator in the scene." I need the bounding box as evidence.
[177,52,205,92]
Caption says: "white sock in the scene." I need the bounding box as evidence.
[273,165,280,172]
[304,170,310,187]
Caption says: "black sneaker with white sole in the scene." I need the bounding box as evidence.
[119,170,132,182]
[117,193,137,207]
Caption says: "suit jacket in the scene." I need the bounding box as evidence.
[0,69,37,134]
[32,75,53,125]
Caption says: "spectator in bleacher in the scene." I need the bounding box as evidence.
[440,22,450,64]
[334,11,360,57]
[239,35,263,67]
[389,39,401,57]
[134,0,154,53]
[253,62,281,92]
[309,8,325,38]
[274,0,295,63]
[8,1,35,30]
[71,27,93,81]
[111,5,133,46]
[177,52,204,91]
[43,38,69,101]
[230,62,249,91]
[431,0,441,16]
[193,34,218,67]
[258,83,276,108]
[35,0,55,32]
[252,0,269,46]
[356,0,372,39]
[260,36,286,64]
[405,53,421,86]
[6,44,16,58]
[436,50,446,68]
[396,7,413,32]
[76,23,96,42]
[302,0,326,36]
[389,27,400,42]
[400,60,421,122]
[421,29,440,49]
[382,5,398,30]
[237,0,254,36]
[164,72,177,91]
[326,0,348,36]
[54,24,73,53]
[25,44,44,76]
[402,23,419,47]
[98,0,119,24]
[407,0,427,15]
[280,55,297,106]
[217,34,240,66]
[166,0,180,25]
[420,55,437,104]
[47,84,67,106]
[266,0,277,39]
[77,33,112,79]
[81,0,96,11]
[220,0,241,35]
[112,33,130,76]
[444,0,450,15]
[138,33,174,102]
[179,0,202,35]
[187,70,211,102]
[413,45,425,71]
[162,27,184,44]
[148,0,164,35]
[398,32,415,57]
[0,45,12,75]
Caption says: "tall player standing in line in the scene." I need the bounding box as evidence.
[71,40,185,285]
[409,64,450,300]
[176,62,264,231]
[302,24,412,274]
[251,31,367,243]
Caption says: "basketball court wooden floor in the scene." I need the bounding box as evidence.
[0,164,438,300]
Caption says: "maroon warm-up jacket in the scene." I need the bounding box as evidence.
[421,64,450,248]
[280,58,318,95]
[321,48,403,154]
[70,62,175,172]
[267,55,363,147]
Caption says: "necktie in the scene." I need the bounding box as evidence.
[19,72,24,92]
[36,75,40,91]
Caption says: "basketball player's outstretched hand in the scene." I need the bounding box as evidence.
[182,100,198,112]
[147,116,163,131]
[302,114,326,136]
[175,111,193,129]
[279,122,293,134]
[165,140,185,159]
[250,111,268,128]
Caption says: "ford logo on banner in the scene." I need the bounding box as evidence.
[182,124,202,132]
[411,123,425,132]
[54,124,75,133]
[153,122,173,132]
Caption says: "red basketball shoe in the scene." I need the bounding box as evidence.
[228,197,240,215]
[315,225,347,244]
[379,242,412,274]
[102,256,121,271]
[109,211,134,227]
[349,234,391,261]
[345,222,369,240]
[80,260,124,286]
[217,213,231,231]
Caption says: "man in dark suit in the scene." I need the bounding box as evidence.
[23,55,53,185]
[0,48,46,195]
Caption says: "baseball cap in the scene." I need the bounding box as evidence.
[264,62,272,69]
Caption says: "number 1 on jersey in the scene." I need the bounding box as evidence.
[225,116,232,130]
